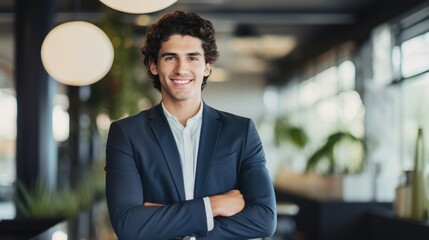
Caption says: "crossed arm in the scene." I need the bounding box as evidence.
[106,120,276,239]
[145,189,245,217]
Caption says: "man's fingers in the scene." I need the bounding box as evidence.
[209,189,245,217]
[144,202,165,207]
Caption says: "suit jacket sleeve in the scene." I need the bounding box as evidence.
[201,119,277,239]
[105,121,209,240]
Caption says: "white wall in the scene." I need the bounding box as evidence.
[202,76,267,121]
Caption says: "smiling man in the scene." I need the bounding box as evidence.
[105,11,276,240]
[150,34,209,123]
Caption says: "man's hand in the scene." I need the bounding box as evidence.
[209,189,245,217]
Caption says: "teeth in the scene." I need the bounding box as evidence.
[173,80,190,84]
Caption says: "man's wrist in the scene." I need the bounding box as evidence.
[208,195,220,217]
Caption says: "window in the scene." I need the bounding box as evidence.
[401,32,429,78]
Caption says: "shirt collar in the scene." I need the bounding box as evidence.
[161,100,204,122]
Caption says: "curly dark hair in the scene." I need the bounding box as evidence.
[141,11,219,91]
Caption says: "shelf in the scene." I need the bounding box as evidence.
[366,209,429,240]
[275,188,392,240]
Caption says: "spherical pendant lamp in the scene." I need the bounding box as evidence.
[99,0,177,14]
[41,21,114,86]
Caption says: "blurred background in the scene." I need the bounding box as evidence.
[1,0,429,239]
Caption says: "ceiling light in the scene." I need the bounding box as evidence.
[99,0,177,14]
[135,15,152,26]
[41,21,114,86]
[231,35,297,58]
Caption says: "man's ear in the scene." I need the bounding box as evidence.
[149,61,159,75]
[204,63,211,77]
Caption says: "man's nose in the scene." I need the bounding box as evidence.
[174,59,188,74]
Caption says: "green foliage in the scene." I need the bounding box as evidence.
[88,11,156,120]
[15,164,105,218]
[16,181,80,218]
[274,117,308,148]
[305,131,363,174]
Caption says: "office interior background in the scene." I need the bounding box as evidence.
[1,0,429,239]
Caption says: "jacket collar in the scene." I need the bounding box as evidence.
[148,102,222,200]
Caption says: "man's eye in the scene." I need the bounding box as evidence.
[189,57,198,61]
[165,56,175,61]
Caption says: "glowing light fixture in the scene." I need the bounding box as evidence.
[99,0,177,14]
[232,35,297,58]
[41,21,114,86]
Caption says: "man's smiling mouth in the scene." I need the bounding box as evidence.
[173,79,192,85]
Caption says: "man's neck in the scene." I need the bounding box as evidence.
[162,99,201,126]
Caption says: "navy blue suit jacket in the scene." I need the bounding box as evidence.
[105,103,276,239]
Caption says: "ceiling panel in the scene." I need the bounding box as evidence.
[2,0,428,83]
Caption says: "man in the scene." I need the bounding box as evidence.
[105,11,276,239]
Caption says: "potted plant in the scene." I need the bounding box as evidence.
[0,163,105,239]
[305,131,364,175]
[275,130,365,200]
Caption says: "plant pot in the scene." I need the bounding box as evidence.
[0,217,62,240]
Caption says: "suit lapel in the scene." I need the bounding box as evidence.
[149,104,186,201]
[194,104,222,198]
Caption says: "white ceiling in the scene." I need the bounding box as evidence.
[1,0,428,83]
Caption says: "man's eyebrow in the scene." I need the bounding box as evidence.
[160,52,177,57]
[187,52,202,56]
[160,52,203,57]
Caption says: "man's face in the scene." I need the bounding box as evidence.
[149,34,211,104]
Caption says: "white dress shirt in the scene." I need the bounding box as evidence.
[162,101,214,239]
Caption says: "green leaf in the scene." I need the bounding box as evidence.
[305,131,362,174]
[274,117,308,148]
